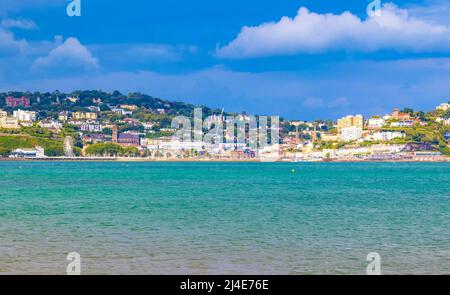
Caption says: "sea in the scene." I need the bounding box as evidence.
[0,161,449,274]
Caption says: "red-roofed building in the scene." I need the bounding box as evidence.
[391,108,411,120]
[6,96,30,108]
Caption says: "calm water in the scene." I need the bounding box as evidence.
[0,161,449,274]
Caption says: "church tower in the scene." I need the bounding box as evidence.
[112,126,118,143]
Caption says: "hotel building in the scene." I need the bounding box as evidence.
[13,109,37,122]
[337,115,364,133]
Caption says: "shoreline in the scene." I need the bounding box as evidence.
[1,157,449,163]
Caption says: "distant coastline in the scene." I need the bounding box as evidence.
[1,157,448,163]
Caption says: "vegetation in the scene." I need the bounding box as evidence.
[1,90,449,157]
[84,143,139,157]
[0,90,229,120]
[0,135,64,157]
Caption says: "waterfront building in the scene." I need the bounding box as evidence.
[0,109,7,118]
[158,139,204,152]
[369,144,405,154]
[5,96,30,108]
[13,109,37,122]
[340,126,363,141]
[337,115,363,132]
[9,146,45,158]
[413,151,446,162]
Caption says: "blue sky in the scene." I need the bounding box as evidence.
[1,0,450,119]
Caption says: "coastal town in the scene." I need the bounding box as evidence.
[0,91,449,162]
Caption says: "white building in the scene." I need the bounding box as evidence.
[142,122,156,130]
[39,120,63,130]
[147,139,204,153]
[80,123,103,132]
[367,118,385,129]
[370,131,405,141]
[9,146,45,158]
[340,126,363,141]
[436,103,450,111]
[390,120,414,127]
[289,121,307,127]
[13,109,37,122]
[87,106,101,112]
[111,107,132,116]
[436,117,450,125]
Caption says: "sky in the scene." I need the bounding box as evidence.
[0,0,450,119]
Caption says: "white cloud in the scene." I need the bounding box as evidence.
[303,97,324,108]
[408,0,450,26]
[0,27,28,53]
[90,43,197,64]
[328,97,350,108]
[6,57,450,119]
[34,37,99,69]
[1,19,37,30]
[216,3,450,58]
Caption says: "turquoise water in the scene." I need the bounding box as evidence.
[0,161,449,274]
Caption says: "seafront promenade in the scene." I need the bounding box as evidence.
[1,157,448,162]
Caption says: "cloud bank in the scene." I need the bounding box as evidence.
[0,27,28,53]
[4,58,450,119]
[216,3,450,58]
[1,18,37,30]
[34,37,99,69]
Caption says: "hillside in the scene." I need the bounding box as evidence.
[0,90,229,119]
